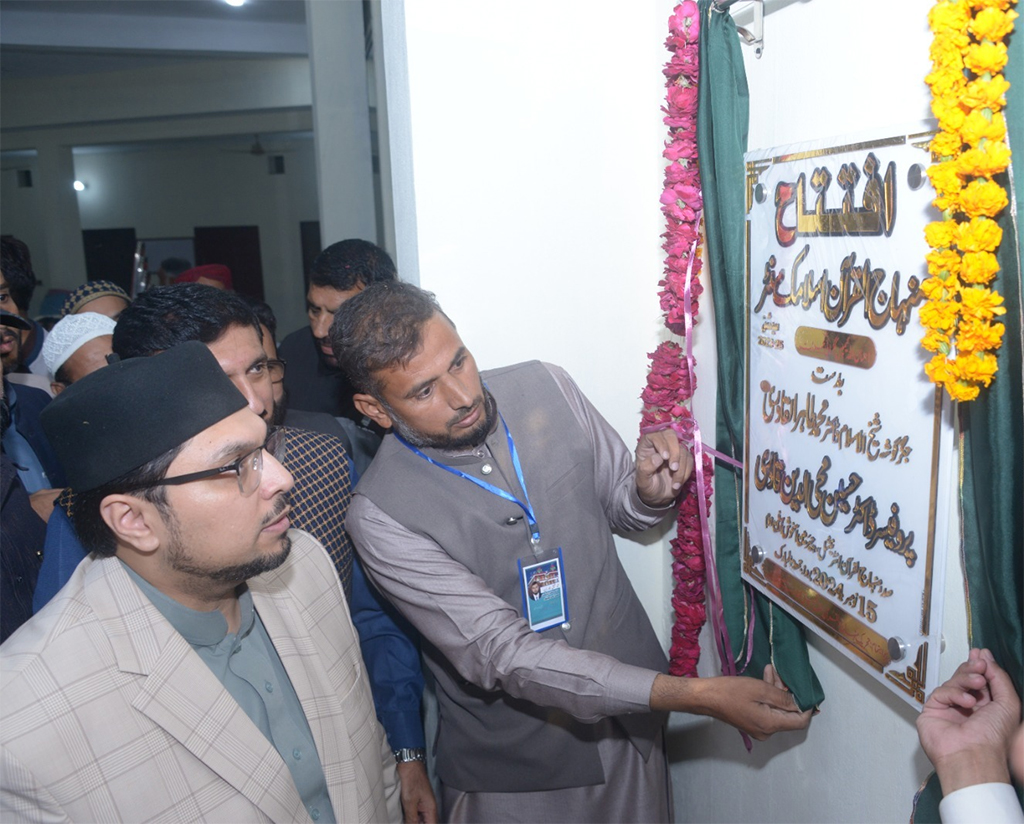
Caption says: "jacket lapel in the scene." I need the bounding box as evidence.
[250,554,363,824]
[85,557,308,822]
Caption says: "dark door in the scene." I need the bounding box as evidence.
[193,225,264,299]
[81,228,137,293]
[299,220,321,293]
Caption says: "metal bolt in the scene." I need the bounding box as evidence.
[887,636,909,662]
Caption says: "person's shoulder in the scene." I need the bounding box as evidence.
[4,372,54,397]
[483,360,574,392]
[482,360,569,377]
[1,559,107,689]
[283,409,351,445]
[7,379,52,410]
[278,326,314,356]
[279,425,351,470]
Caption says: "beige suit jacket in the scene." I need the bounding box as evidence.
[0,529,400,824]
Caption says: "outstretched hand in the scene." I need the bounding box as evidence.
[705,665,813,741]
[635,429,694,508]
[917,648,1021,794]
[650,664,813,740]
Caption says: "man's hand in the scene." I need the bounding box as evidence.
[635,429,694,508]
[650,665,813,740]
[917,648,1021,794]
[396,760,438,824]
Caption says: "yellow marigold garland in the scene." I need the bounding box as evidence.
[923,0,1015,402]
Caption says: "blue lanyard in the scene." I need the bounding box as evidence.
[395,412,540,544]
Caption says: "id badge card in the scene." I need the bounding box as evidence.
[518,547,569,632]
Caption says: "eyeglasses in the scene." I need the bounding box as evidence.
[136,428,287,497]
[266,359,286,385]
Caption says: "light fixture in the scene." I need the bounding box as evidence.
[224,0,246,6]
[73,180,87,191]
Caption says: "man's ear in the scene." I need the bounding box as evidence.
[99,494,162,555]
[354,393,393,431]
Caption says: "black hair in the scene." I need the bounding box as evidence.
[53,363,71,388]
[331,281,443,397]
[239,294,277,340]
[159,257,192,277]
[73,442,184,557]
[0,236,38,312]
[309,239,397,293]
[112,284,262,359]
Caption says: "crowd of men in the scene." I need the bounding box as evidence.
[0,235,1019,824]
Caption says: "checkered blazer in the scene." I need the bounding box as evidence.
[281,427,356,600]
[0,530,400,824]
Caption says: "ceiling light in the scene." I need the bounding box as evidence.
[73,180,86,191]
[224,0,246,6]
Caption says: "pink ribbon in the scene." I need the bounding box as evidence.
[644,210,757,751]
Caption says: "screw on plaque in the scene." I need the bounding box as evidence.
[887,637,909,662]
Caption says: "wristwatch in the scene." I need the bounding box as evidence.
[393,748,426,764]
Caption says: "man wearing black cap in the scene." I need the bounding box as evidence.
[0,342,400,823]
[110,284,436,823]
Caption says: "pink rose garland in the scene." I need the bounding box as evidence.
[639,1,713,678]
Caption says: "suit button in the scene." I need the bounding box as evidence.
[310,808,320,820]
[293,748,302,760]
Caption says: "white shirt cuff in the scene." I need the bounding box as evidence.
[939,783,1024,824]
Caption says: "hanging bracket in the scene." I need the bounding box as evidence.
[713,0,764,58]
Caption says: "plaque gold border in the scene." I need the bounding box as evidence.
[885,642,929,704]
[743,132,943,693]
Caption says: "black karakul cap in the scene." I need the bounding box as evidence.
[40,341,248,492]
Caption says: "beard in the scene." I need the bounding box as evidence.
[386,390,497,452]
[270,386,289,427]
[315,336,339,370]
[1,331,22,373]
[166,494,293,586]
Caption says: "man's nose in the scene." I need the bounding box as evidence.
[445,377,475,409]
[310,313,332,341]
[232,377,268,419]
[261,449,295,497]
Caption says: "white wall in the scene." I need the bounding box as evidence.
[387,1,969,822]
[388,0,678,631]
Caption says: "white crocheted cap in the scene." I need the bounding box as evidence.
[41,312,117,378]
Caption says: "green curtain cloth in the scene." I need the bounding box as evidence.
[914,23,1023,824]
[696,0,823,711]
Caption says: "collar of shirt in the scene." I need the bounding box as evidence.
[120,561,255,649]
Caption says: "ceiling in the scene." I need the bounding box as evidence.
[0,0,310,79]
[0,0,322,156]
[2,0,307,22]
